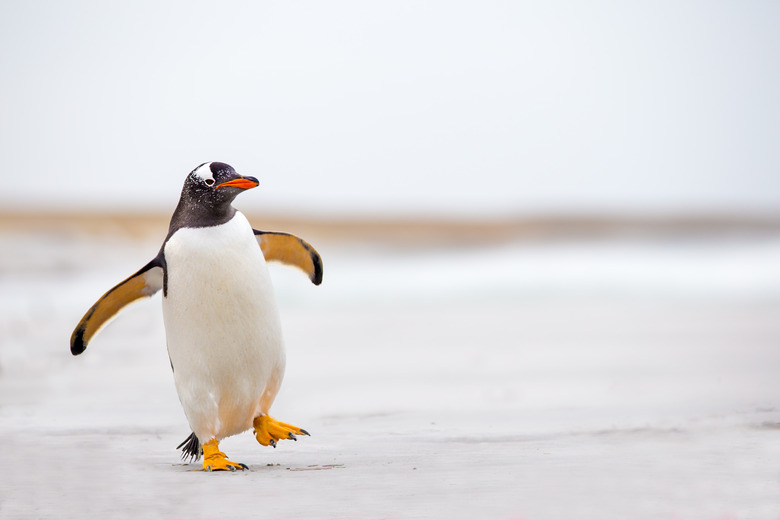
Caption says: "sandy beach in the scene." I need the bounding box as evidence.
[2,215,780,519]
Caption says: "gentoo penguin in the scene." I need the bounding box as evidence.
[70,161,322,471]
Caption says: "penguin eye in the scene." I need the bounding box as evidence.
[204,178,215,186]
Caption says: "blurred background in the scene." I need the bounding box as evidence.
[1,1,780,518]
[1,1,779,217]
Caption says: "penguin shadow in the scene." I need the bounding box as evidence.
[172,463,345,473]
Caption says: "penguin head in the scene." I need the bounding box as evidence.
[170,162,259,229]
[182,161,258,207]
[189,161,258,197]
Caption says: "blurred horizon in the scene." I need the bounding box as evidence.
[2,1,779,219]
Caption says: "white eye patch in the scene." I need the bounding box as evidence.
[192,162,215,183]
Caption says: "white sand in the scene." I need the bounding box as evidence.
[2,228,780,519]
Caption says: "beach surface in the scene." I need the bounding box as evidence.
[1,215,779,519]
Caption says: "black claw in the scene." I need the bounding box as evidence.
[228,465,236,471]
[300,429,310,436]
[270,439,276,448]
[289,433,297,441]
[239,463,249,470]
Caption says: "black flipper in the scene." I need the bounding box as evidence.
[253,230,323,285]
[177,432,202,462]
[70,255,165,355]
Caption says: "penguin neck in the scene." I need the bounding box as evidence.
[168,194,237,235]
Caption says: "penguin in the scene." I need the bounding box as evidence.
[70,161,323,471]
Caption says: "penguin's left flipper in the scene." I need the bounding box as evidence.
[254,230,323,285]
[70,257,165,356]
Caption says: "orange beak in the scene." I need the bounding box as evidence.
[215,177,259,190]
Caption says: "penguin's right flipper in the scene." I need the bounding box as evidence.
[70,257,164,356]
[254,230,323,285]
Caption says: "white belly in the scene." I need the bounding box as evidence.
[162,211,284,442]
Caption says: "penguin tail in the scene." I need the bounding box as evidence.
[176,432,202,462]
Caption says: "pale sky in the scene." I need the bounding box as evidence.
[1,1,778,217]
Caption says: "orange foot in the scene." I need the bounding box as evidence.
[253,415,310,448]
[202,438,248,471]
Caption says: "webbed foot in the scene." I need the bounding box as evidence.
[202,439,248,471]
[253,415,310,447]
